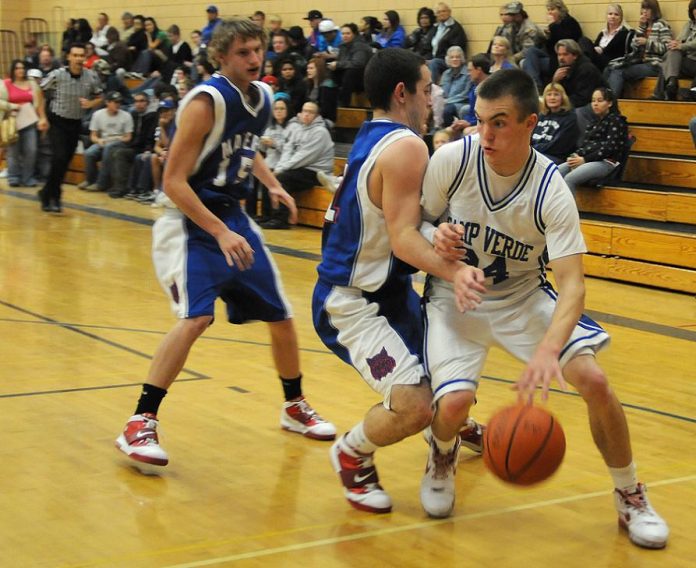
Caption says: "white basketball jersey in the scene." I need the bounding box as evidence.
[422,135,586,305]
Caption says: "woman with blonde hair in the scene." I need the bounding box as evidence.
[532,82,580,164]
[593,3,633,71]
[489,35,516,72]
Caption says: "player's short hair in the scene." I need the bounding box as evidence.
[208,18,267,63]
[477,68,539,121]
[365,48,425,112]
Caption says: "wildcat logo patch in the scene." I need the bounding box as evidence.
[366,347,396,381]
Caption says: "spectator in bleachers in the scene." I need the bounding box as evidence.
[432,128,453,152]
[91,13,113,57]
[358,16,383,46]
[306,57,338,122]
[605,0,671,97]
[558,86,628,193]
[449,52,491,137]
[190,30,203,60]
[79,91,133,192]
[271,32,307,74]
[22,38,40,70]
[277,59,307,115]
[491,3,518,49]
[251,11,266,30]
[109,92,157,197]
[27,68,51,183]
[147,99,176,204]
[429,3,469,82]
[377,11,406,48]
[201,6,222,46]
[261,101,334,230]
[74,19,93,45]
[317,20,343,56]
[490,36,516,72]
[194,58,215,84]
[143,17,171,74]
[522,0,584,91]
[593,4,633,72]
[105,28,131,74]
[506,2,546,64]
[83,42,101,70]
[327,24,373,108]
[255,96,292,219]
[304,10,325,52]
[121,12,135,43]
[166,26,193,69]
[62,19,78,57]
[37,46,61,76]
[553,38,606,131]
[405,7,437,59]
[288,26,314,62]
[269,15,285,36]
[653,0,696,100]
[1,60,49,187]
[441,46,471,127]
[532,82,579,163]
[127,16,148,71]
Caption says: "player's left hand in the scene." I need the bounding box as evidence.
[514,345,568,403]
[452,264,486,312]
[434,222,465,261]
[268,185,298,224]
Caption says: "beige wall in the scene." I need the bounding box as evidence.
[2,1,690,59]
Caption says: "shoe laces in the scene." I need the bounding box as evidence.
[618,484,649,512]
[288,398,326,424]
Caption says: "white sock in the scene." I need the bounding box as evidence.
[609,462,638,492]
[432,433,458,453]
[343,422,379,456]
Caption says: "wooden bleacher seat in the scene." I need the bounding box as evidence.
[623,77,693,100]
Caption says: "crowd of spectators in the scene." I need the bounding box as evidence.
[2,1,695,212]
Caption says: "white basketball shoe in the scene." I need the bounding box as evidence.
[614,483,669,549]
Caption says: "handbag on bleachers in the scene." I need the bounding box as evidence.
[0,112,18,148]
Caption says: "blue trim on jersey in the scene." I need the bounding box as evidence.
[312,282,353,365]
[478,148,537,211]
[539,282,607,336]
[447,135,472,199]
[560,329,606,358]
[533,161,559,235]
[433,378,479,396]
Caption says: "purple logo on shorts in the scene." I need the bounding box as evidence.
[366,347,396,381]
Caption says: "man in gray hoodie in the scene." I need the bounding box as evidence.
[261,101,334,229]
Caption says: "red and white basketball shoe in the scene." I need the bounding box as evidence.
[459,417,485,454]
[115,413,169,466]
[330,437,392,513]
[615,483,669,549]
[281,397,336,441]
[421,435,461,518]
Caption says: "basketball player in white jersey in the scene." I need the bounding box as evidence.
[419,68,668,549]
[313,48,485,513]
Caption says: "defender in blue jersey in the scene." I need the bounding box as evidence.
[421,69,668,548]
[313,49,485,513]
[115,19,336,470]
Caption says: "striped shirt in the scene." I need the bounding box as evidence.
[41,67,102,120]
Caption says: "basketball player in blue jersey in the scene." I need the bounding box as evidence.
[419,68,668,548]
[313,48,486,514]
[115,19,336,469]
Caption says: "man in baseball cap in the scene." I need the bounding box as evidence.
[304,10,324,49]
[316,19,341,54]
[202,5,221,45]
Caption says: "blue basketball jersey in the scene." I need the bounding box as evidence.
[176,74,272,206]
[316,119,420,292]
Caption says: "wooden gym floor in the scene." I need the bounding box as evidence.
[1,183,695,568]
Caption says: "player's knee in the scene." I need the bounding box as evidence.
[391,383,433,433]
[182,315,213,337]
[575,366,612,403]
[437,390,476,427]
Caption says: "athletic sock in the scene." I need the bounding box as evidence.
[609,461,638,492]
[343,422,379,455]
[432,433,458,453]
[281,374,303,401]
[134,383,167,416]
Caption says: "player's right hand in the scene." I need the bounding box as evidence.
[453,265,486,312]
[217,230,255,270]
[434,222,465,261]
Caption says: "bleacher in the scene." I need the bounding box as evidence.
[298,82,696,294]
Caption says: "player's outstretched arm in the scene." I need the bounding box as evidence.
[252,153,298,225]
[515,253,585,402]
[164,94,254,270]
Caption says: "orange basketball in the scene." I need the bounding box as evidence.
[483,404,566,486]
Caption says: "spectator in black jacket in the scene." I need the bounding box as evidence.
[522,0,583,90]
[558,86,628,193]
[405,7,437,58]
[277,59,308,115]
[327,24,373,106]
[553,39,606,132]
[108,92,157,197]
[429,2,468,82]
[593,3,633,71]
[532,82,579,163]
